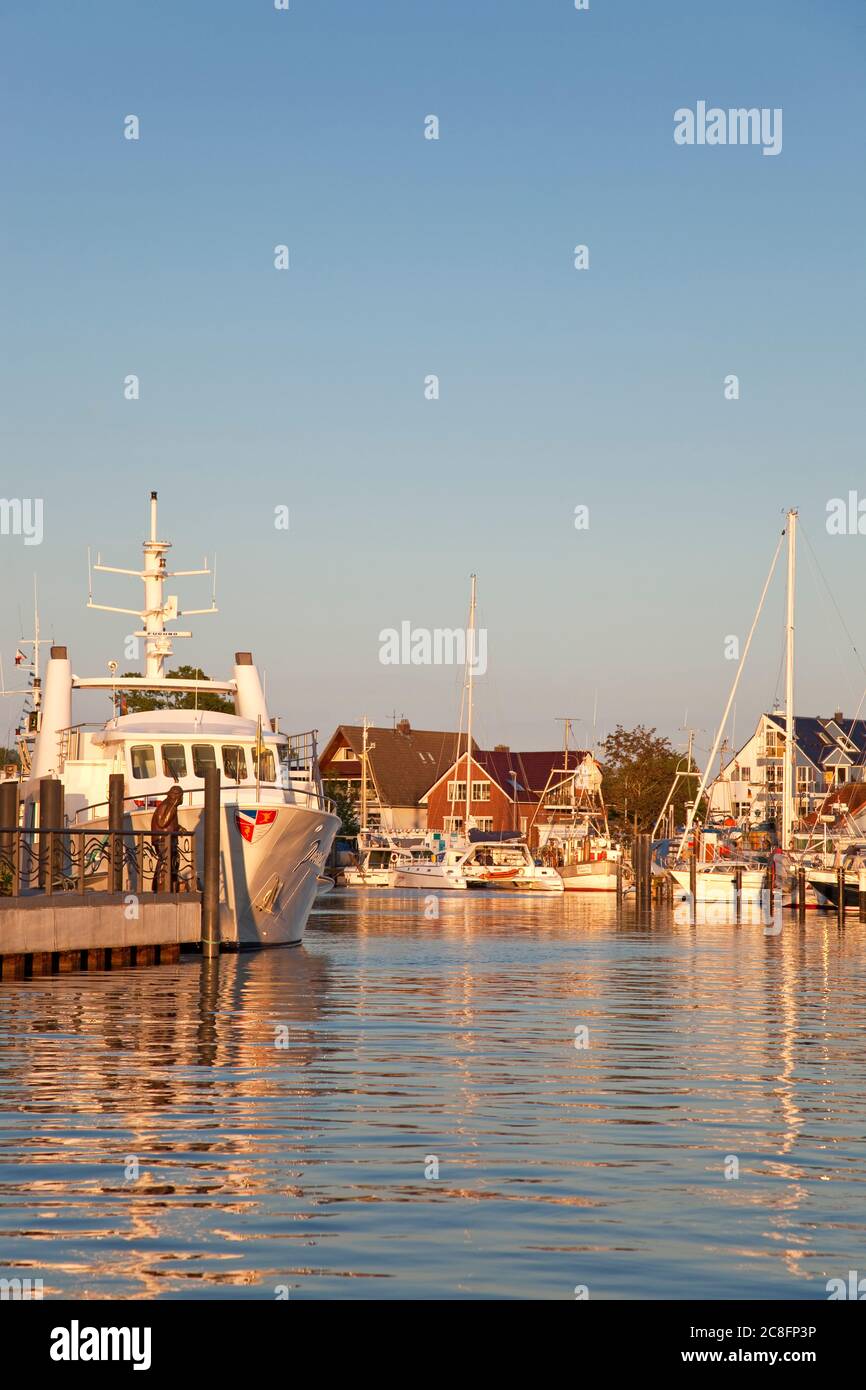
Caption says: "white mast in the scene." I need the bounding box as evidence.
[783,509,797,851]
[465,574,477,832]
[88,491,217,681]
[677,527,785,858]
[361,716,369,830]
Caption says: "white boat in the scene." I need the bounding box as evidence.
[558,853,624,893]
[343,837,429,886]
[668,862,769,904]
[390,837,563,892]
[19,493,339,948]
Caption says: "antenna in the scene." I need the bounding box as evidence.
[87,491,218,680]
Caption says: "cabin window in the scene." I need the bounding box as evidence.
[162,744,187,778]
[252,746,276,782]
[131,745,157,780]
[223,745,247,781]
[192,745,217,777]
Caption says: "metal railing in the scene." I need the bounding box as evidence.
[0,826,197,898]
[71,780,334,825]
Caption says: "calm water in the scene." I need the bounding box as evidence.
[1,892,865,1300]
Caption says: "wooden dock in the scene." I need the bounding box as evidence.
[0,772,214,979]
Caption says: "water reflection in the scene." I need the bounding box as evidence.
[0,893,864,1299]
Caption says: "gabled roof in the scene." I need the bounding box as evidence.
[420,747,592,804]
[320,724,473,808]
[764,713,866,770]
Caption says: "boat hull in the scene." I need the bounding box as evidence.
[90,800,339,946]
[559,861,620,892]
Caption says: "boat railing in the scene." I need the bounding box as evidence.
[0,824,197,898]
[71,780,334,825]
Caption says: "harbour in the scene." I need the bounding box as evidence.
[1,890,864,1301]
[2,0,864,1339]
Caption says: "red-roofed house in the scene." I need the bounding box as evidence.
[422,746,596,847]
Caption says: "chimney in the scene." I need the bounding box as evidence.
[396,718,411,735]
[834,710,844,723]
[494,743,510,752]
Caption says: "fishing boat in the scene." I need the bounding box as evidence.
[531,726,626,892]
[18,493,340,947]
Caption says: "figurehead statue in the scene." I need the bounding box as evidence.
[151,784,185,891]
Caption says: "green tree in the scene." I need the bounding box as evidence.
[600,724,701,834]
[118,666,234,714]
[324,780,360,837]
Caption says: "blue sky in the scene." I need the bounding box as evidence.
[2,0,864,765]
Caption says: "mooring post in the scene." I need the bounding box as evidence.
[837,866,846,924]
[616,856,623,906]
[859,867,866,924]
[108,773,125,893]
[689,851,697,923]
[38,777,62,891]
[734,865,743,922]
[202,765,220,958]
[797,866,806,923]
[0,780,19,893]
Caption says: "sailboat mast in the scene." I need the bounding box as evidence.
[783,509,797,852]
[361,716,369,829]
[465,574,477,832]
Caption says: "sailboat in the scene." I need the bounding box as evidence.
[668,510,798,906]
[17,493,340,947]
[388,576,562,893]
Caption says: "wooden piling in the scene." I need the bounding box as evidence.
[797,866,806,923]
[38,778,62,890]
[734,865,743,921]
[108,773,125,893]
[837,867,846,923]
[689,853,697,923]
[0,780,19,892]
[860,869,866,924]
[616,857,623,905]
[202,766,220,958]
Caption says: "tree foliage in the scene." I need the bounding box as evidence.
[599,724,700,834]
[324,780,360,837]
[118,666,234,714]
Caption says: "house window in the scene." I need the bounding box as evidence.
[477,817,494,832]
[796,766,814,789]
[471,781,490,801]
[130,745,156,780]
[192,745,217,777]
[341,747,356,760]
[223,745,247,781]
[739,766,751,783]
[161,743,187,779]
[444,816,464,833]
[446,781,467,803]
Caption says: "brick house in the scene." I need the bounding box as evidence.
[422,746,596,848]
[318,718,471,831]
